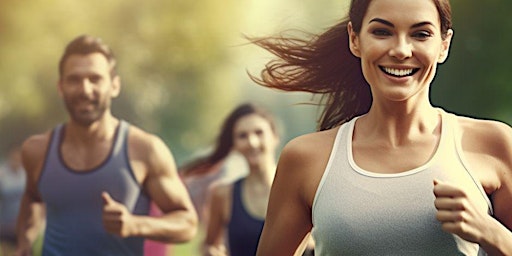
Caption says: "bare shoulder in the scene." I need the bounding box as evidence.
[126,125,177,185]
[280,127,339,170]
[208,182,234,221]
[277,127,340,205]
[457,116,511,138]
[127,125,175,170]
[21,131,52,174]
[281,128,339,158]
[456,116,512,196]
[21,131,52,200]
[456,116,512,158]
[210,182,233,202]
[127,125,170,155]
[457,116,512,230]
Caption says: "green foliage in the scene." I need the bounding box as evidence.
[0,0,342,161]
[0,0,242,159]
[1,0,511,162]
[432,0,512,125]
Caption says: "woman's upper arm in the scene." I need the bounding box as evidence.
[204,185,230,247]
[257,136,322,256]
[486,122,512,230]
[462,118,512,230]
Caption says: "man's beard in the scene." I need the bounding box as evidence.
[64,96,108,126]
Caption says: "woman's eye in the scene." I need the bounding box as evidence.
[413,31,433,39]
[372,29,391,37]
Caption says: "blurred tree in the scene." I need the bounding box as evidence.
[1,0,510,163]
[0,0,242,161]
[432,0,512,124]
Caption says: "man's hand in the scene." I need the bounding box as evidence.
[102,192,135,237]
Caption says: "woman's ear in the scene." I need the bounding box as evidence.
[348,22,361,58]
[438,29,454,63]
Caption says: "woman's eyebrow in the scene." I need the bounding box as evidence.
[369,18,394,27]
[369,18,434,28]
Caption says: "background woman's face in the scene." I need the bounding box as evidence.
[232,114,278,167]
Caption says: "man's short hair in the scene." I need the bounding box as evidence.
[58,35,117,78]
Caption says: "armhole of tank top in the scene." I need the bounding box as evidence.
[230,179,239,210]
[450,113,494,215]
[225,181,237,226]
[121,121,144,190]
[37,125,61,189]
[311,123,348,218]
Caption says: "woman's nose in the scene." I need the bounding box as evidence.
[389,36,412,60]
[247,134,261,148]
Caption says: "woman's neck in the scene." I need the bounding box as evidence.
[246,159,276,186]
[359,103,441,148]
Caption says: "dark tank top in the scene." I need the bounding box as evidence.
[227,179,265,256]
[38,121,150,256]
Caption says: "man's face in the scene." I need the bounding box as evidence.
[58,53,120,126]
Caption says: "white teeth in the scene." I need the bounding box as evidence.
[383,67,414,77]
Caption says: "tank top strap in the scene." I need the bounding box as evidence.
[50,124,64,155]
[43,124,65,173]
[113,120,129,157]
[312,118,356,214]
[231,179,243,210]
[442,110,494,214]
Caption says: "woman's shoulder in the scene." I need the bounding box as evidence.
[455,115,512,144]
[282,127,340,158]
[275,127,342,208]
[278,127,340,178]
[455,115,512,166]
[209,179,236,200]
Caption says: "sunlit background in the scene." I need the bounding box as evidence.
[1,0,511,254]
[0,0,348,163]
[1,0,511,162]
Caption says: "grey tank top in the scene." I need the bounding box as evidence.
[312,109,492,256]
[39,121,150,256]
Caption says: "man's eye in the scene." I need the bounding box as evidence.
[67,76,81,84]
[89,76,102,83]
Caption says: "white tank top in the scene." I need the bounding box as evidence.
[312,109,492,255]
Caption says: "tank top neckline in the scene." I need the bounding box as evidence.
[233,179,266,222]
[56,121,125,174]
[346,108,447,178]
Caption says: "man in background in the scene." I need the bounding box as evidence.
[16,35,197,256]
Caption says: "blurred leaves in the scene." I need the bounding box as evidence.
[0,0,511,162]
[0,0,243,160]
[433,0,512,124]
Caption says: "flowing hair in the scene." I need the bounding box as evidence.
[248,0,452,131]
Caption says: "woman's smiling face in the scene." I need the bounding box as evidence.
[348,0,453,103]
